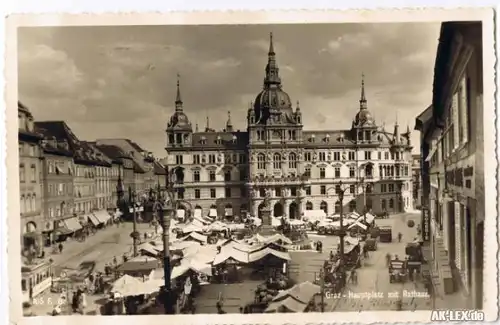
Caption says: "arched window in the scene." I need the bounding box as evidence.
[334,201,341,214]
[273,153,282,169]
[320,201,328,214]
[306,201,313,210]
[366,184,372,194]
[365,164,373,177]
[389,198,394,209]
[349,200,356,212]
[288,153,297,169]
[381,199,387,210]
[257,153,266,170]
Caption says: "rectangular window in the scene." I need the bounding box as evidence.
[225,188,231,198]
[275,187,282,196]
[177,189,184,200]
[385,152,389,160]
[381,184,386,193]
[348,152,355,161]
[320,185,326,195]
[334,167,340,178]
[320,168,325,179]
[388,184,395,192]
[451,93,459,150]
[210,188,216,198]
[319,152,326,161]
[175,155,183,165]
[193,154,201,164]
[224,170,231,181]
[378,152,381,160]
[333,152,341,161]
[291,187,297,196]
[193,170,200,182]
[335,185,341,194]
[209,171,216,181]
[209,154,216,164]
[349,185,355,194]
[305,187,311,195]
[239,154,246,164]
[19,164,25,182]
[364,151,371,160]
[349,166,355,178]
[304,152,312,161]
[304,167,311,177]
[30,165,36,183]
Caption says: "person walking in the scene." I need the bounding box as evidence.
[58,242,64,254]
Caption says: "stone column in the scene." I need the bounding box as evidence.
[298,199,305,219]
[283,200,289,219]
[252,200,260,218]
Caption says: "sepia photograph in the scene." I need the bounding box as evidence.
[6,9,497,324]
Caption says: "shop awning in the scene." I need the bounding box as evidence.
[53,227,73,235]
[88,214,101,226]
[93,210,111,224]
[63,217,83,232]
[209,208,217,217]
[224,207,233,216]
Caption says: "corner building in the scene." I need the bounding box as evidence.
[165,33,413,219]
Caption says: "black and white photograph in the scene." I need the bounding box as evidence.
[7,9,497,323]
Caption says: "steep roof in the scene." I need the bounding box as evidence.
[35,124,73,157]
[190,131,248,150]
[153,160,167,175]
[34,121,101,166]
[125,139,145,153]
[94,144,128,164]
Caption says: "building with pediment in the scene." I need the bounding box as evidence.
[164,33,414,220]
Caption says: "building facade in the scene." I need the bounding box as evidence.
[411,154,422,208]
[35,131,74,246]
[416,22,483,309]
[18,102,44,252]
[164,34,413,220]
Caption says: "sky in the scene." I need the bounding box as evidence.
[18,23,441,157]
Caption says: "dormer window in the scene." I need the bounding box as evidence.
[200,136,207,145]
[325,134,330,142]
[232,135,237,143]
[310,134,315,142]
[216,135,222,145]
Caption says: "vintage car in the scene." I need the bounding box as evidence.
[378,226,393,243]
[389,259,406,283]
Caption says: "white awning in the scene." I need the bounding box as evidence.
[88,214,101,226]
[63,217,82,232]
[193,209,202,219]
[209,208,217,217]
[224,208,233,216]
[93,210,111,224]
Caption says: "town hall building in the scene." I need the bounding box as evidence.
[164,33,413,220]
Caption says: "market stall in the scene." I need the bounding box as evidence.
[265,281,320,313]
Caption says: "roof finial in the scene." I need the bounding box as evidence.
[359,72,367,110]
[175,73,183,110]
[195,122,199,132]
[206,116,210,129]
[269,32,275,55]
[296,100,301,110]
[395,110,399,126]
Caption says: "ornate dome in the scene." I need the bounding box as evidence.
[254,87,294,122]
[354,109,375,126]
[168,111,191,129]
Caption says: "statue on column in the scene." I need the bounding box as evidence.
[263,188,272,208]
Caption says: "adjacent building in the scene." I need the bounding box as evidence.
[164,33,414,220]
[416,22,483,309]
[95,144,125,210]
[18,102,44,253]
[411,154,422,208]
[34,126,74,246]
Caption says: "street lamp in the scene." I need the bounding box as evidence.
[155,165,176,314]
[127,186,140,257]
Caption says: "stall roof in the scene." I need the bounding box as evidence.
[117,256,159,272]
[212,246,249,265]
[180,232,208,243]
[255,233,293,245]
[111,274,142,293]
[248,247,291,263]
[273,281,321,304]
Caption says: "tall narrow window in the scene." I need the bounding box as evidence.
[273,153,282,169]
[257,153,266,169]
[288,153,297,169]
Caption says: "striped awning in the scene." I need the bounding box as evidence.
[88,214,102,226]
[63,217,83,232]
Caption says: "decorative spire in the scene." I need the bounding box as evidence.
[195,122,199,132]
[359,73,367,110]
[394,112,400,144]
[175,73,183,111]
[206,115,210,131]
[226,111,233,132]
[264,32,281,88]
[296,100,301,111]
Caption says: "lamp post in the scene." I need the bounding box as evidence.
[128,186,139,257]
[155,165,176,314]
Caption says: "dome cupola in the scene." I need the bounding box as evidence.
[353,73,376,127]
[167,74,192,131]
[253,33,295,124]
